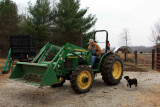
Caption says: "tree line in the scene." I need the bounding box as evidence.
[0,0,97,51]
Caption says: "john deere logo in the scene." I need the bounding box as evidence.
[67,47,71,50]
[74,49,88,52]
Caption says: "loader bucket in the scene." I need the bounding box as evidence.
[9,62,58,86]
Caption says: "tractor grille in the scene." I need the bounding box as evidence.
[64,59,73,69]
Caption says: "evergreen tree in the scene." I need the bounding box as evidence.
[0,0,19,51]
[53,0,97,48]
[20,0,53,49]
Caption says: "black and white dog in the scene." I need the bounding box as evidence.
[124,76,138,90]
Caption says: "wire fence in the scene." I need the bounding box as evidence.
[117,50,155,72]
[117,49,160,71]
[118,52,152,65]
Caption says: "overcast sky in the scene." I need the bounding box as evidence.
[12,0,160,48]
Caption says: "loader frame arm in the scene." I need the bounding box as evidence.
[50,43,92,73]
[32,43,92,75]
[32,43,61,63]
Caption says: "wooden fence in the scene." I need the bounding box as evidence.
[117,49,156,70]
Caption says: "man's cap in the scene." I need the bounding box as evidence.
[89,39,94,43]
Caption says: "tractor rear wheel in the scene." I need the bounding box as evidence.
[70,65,93,93]
[51,77,65,87]
[101,54,123,85]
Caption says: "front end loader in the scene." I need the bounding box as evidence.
[10,30,123,93]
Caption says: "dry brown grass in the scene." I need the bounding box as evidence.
[118,53,152,65]
[0,59,6,74]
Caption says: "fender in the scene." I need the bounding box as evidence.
[98,52,114,72]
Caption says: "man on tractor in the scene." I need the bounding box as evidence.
[88,39,102,67]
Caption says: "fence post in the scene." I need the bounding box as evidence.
[124,52,127,62]
[152,49,155,69]
[156,48,160,71]
[135,51,137,65]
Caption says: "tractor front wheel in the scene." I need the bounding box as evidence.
[51,77,66,87]
[70,65,93,93]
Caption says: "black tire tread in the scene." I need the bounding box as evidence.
[101,54,123,85]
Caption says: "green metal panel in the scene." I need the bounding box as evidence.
[41,66,58,86]
[9,64,23,78]
[97,52,113,72]
[8,59,12,70]
[2,49,11,72]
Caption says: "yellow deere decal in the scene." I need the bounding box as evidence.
[68,56,79,58]
[74,49,88,52]
[68,56,87,58]
[67,47,71,50]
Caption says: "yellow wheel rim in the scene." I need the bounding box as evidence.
[77,70,92,89]
[56,77,64,84]
[112,61,122,79]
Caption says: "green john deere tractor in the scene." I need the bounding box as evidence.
[9,30,123,93]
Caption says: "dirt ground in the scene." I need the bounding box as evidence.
[123,63,148,72]
[0,71,160,107]
[0,59,160,107]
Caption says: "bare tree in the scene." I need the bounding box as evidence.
[151,19,160,47]
[121,28,130,46]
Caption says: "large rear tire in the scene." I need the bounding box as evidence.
[70,65,93,93]
[101,54,123,85]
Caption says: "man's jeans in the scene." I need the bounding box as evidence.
[92,56,98,67]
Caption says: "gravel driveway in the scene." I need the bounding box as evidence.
[0,71,160,107]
